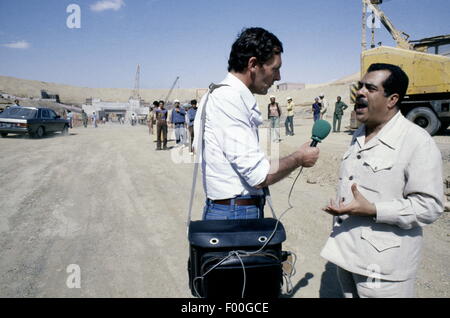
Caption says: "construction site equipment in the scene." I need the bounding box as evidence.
[352,0,450,135]
[164,76,180,106]
[131,64,141,100]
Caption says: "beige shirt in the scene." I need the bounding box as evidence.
[286,101,295,117]
[321,112,443,281]
[320,98,328,118]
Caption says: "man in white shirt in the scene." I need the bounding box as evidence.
[319,93,328,119]
[320,63,444,297]
[194,27,319,220]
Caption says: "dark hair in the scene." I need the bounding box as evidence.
[153,100,159,106]
[159,100,165,105]
[190,99,197,105]
[228,27,283,73]
[367,63,409,105]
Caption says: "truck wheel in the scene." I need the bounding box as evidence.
[406,107,441,136]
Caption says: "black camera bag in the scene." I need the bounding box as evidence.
[187,218,286,298]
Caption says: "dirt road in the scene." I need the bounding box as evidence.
[0,117,448,297]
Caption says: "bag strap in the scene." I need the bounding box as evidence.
[186,83,277,232]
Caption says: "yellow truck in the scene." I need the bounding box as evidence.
[352,0,450,135]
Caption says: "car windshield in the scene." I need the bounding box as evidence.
[0,107,37,119]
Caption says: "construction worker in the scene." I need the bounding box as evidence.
[285,97,295,136]
[333,96,348,132]
[147,101,158,135]
[155,100,168,150]
[171,99,186,147]
[268,95,281,142]
[319,93,329,119]
[81,110,88,128]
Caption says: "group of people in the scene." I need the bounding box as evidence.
[191,27,443,298]
[267,92,349,143]
[147,99,198,151]
[313,94,349,132]
[267,96,295,142]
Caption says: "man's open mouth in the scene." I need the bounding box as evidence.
[354,97,368,111]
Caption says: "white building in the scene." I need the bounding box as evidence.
[82,98,148,122]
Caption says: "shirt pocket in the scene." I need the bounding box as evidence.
[364,157,394,173]
[359,156,395,195]
[361,228,401,252]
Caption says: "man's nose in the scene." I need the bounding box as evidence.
[274,70,281,82]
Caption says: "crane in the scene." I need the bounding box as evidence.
[362,0,413,50]
[164,76,180,105]
[131,64,141,100]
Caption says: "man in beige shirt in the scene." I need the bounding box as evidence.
[320,63,443,298]
[285,97,295,136]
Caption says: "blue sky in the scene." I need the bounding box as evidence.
[0,0,449,89]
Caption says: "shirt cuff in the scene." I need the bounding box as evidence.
[374,201,397,225]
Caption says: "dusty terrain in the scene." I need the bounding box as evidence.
[0,110,448,298]
[0,74,358,107]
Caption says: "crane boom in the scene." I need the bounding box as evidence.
[363,0,413,50]
[164,76,180,105]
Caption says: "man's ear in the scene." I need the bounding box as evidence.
[247,57,258,71]
[387,93,400,109]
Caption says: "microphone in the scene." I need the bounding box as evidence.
[310,119,331,147]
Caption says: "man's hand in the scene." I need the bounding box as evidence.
[295,142,319,168]
[323,183,377,217]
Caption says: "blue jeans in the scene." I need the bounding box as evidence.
[269,116,280,141]
[202,195,265,220]
[285,116,294,135]
[174,123,186,144]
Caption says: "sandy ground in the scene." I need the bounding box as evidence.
[0,112,449,298]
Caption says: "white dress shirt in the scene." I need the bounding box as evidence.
[193,73,270,200]
[321,111,444,281]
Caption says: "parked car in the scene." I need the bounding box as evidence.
[0,106,70,138]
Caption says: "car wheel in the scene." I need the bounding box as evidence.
[62,125,69,136]
[1,133,7,138]
[36,126,45,138]
[406,107,441,136]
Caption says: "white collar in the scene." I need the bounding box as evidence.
[221,73,257,113]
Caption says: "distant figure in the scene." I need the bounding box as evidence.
[268,95,281,142]
[81,110,88,128]
[131,113,137,126]
[285,97,295,136]
[155,100,168,150]
[171,99,186,147]
[148,101,159,135]
[13,99,20,107]
[92,112,98,128]
[333,96,348,132]
[312,97,321,122]
[319,93,329,119]
[187,99,198,153]
[102,116,106,124]
[67,110,73,128]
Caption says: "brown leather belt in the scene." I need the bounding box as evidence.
[211,198,260,206]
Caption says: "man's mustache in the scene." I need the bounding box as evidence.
[355,96,368,107]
